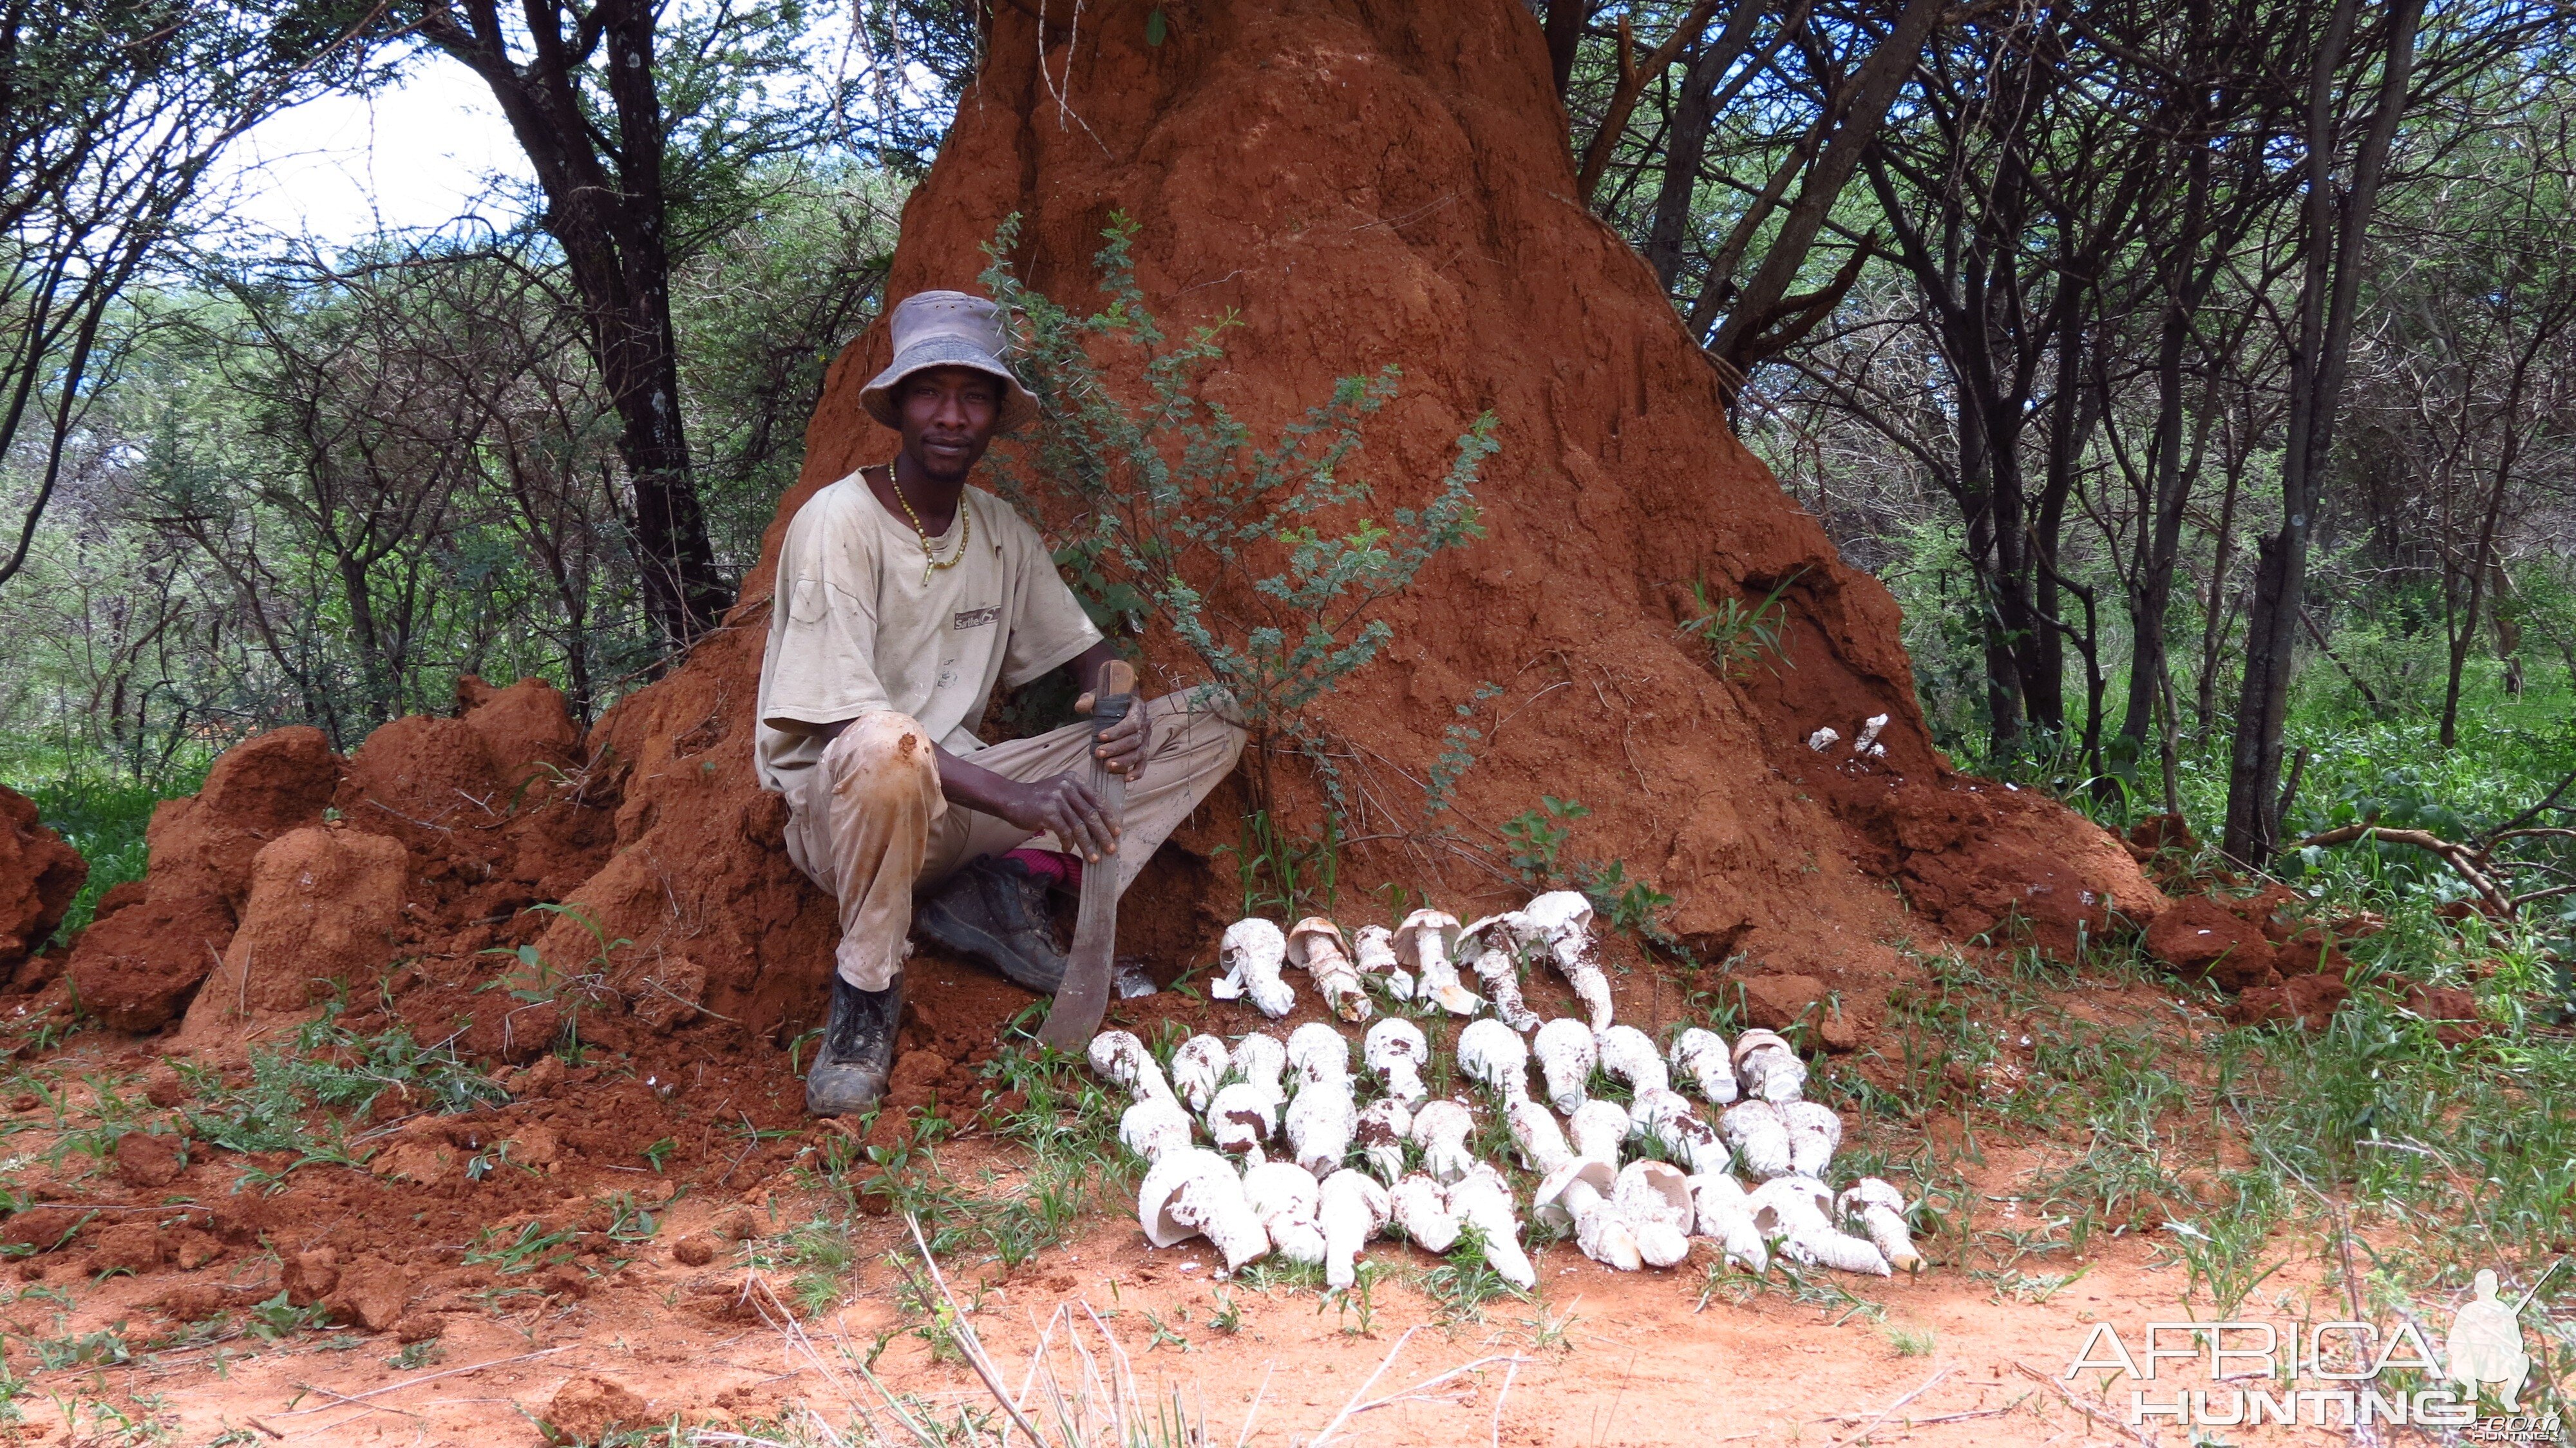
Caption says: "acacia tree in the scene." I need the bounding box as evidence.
[0,0,380,592]
[406,0,864,651]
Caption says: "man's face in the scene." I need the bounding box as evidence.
[897,366,1003,482]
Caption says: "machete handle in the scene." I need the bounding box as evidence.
[1088,659,1137,739]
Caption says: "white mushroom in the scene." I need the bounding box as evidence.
[1531,1018,1596,1114]
[1136,1149,1269,1272]
[1594,1024,1670,1097]
[1394,908,1481,1016]
[1231,1032,1288,1104]
[1205,1082,1279,1165]
[1087,1031,1177,1107]
[1456,1018,1531,1102]
[1285,1072,1356,1179]
[1444,1164,1536,1290]
[1629,1085,1728,1176]
[1687,1173,1770,1273]
[1316,1168,1392,1290]
[1388,1173,1462,1253]
[1211,918,1295,1018]
[1566,1098,1631,1167]
[1781,1100,1842,1179]
[1459,913,1540,1031]
[1362,1017,1430,1106]
[1505,1096,1572,1175]
[1241,1160,1327,1265]
[1287,917,1370,1023]
[1350,924,1415,1002]
[1613,1159,1696,1268]
[1853,714,1889,753]
[1285,1021,1352,1090]
[1749,1175,1889,1276]
[1522,890,1613,1031]
[1170,1034,1231,1114]
[1669,1027,1738,1105]
[1838,1178,1924,1273]
[1408,1098,1477,1184]
[1732,1029,1806,1103]
[1533,1157,1639,1271]
[1806,727,1841,752]
[1120,1098,1195,1162]
[1352,1098,1412,1183]
[1719,1100,1794,1180]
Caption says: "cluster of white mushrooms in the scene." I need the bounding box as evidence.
[1094,891,1924,1290]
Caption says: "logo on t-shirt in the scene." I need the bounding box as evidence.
[951,605,1001,631]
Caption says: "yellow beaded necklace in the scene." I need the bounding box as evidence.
[879,460,971,585]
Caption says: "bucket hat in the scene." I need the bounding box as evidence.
[860,290,1040,432]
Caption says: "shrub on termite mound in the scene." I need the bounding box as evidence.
[978,211,1493,809]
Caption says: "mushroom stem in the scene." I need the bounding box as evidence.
[1170,1034,1231,1114]
[1242,1161,1326,1266]
[1719,1100,1794,1180]
[1505,1097,1572,1174]
[1351,924,1414,1002]
[1595,1025,1671,1097]
[1362,1018,1430,1107]
[1388,1174,1462,1253]
[1446,1165,1537,1290]
[1750,1176,1890,1276]
[1397,909,1481,1016]
[1211,919,1295,1018]
[1408,1098,1477,1184]
[1524,890,1614,1031]
[1782,1100,1842,1179]
[1470,944,1540,1031]
[1687,1174,1770,1274]
[1317,1169,1392,1290]
[1732,1029,1806,1103]
[1669,1027,1738,1105]
[1532,1018,1597,1114]
[1289,918,1372,1023]
[1839,1179,1924,1273]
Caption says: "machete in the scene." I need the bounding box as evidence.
[1036,658,1135,1052]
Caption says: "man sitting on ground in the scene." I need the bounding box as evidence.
[756,289,1246,1115]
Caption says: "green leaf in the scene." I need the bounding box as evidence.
[1145,9,1168,46]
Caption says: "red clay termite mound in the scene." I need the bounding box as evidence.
[1,785,86,987]
[527,0,2160,1036]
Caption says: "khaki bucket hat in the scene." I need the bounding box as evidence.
[860,290,1041,432]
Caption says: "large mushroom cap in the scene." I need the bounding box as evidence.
[1390,908,1462,960]
[1286,1022,1352,1079]
[1284,916,1351,967]
[1839,1177,1907,1216]
[1362,1016,1427,1068]
[1531,1157,1617,1228]
[1318,1167,1392,1228]
[1458,910,1533,955]
[1137,1150,1226,1248]
[1221,917,1288,957]
[1614,1159,1695,1232]
[1522,890,1595,935]
[1231,1031,1287,1083]
[1730,1029,1793,1067]
[1242,1159,1322,1218]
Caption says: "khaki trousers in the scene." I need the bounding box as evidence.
[781,693,1247,989]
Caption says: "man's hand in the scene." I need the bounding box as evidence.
[1003,773,1121,862]
[1075,687,1151,779]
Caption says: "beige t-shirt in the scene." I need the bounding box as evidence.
[755,473,1104,793]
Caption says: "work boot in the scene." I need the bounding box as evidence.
[913,855,1068,993]
[806,971,902,1116]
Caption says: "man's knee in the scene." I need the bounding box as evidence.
[1153,686,1249,770]
[820,712,941,797]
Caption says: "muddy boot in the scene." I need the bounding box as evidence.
[913,856,1069,993]
[806,971,902,1116]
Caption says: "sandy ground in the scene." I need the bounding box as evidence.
[5,1155,2385,1447]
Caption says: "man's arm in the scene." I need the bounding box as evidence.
[800,642,1148,863]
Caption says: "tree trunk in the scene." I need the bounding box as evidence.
[2222,0,2423,865]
